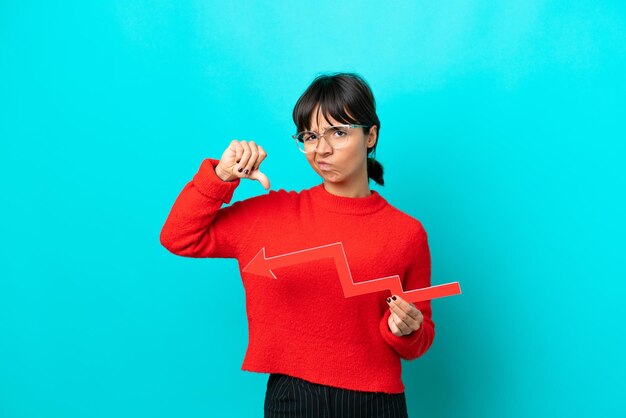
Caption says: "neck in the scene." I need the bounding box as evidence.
[323,177,372,198]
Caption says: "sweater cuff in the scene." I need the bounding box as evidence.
[379,308,423,350]
[192,158,241,204]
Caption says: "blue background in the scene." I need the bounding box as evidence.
[1,1,625,417]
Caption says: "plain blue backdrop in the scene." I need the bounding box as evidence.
[1,1,625,417]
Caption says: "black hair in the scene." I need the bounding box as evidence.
[292,72,384,186]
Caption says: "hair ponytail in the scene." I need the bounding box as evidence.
[367,156,384,186]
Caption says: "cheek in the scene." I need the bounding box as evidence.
[345,146,367,168]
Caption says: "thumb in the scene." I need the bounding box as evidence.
[249,168,270,190]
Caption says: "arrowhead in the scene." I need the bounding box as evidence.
[242,247,276,279]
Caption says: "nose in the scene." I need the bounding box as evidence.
[314,135,333,154]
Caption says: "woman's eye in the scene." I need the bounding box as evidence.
[333,129,347,137]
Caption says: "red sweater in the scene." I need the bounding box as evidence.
[160,158,435,394]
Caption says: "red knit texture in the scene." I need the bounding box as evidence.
[160,158,435,393]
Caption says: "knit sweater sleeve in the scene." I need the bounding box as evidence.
[379,224,436,360]
[159,158,266,259]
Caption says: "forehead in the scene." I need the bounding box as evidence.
[309,104,341,129]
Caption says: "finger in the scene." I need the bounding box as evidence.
[387,298,419,330]
[220,139,243,177]
[252,145,267,171]
[388,313,402,337]
[414,305,424,325]
[250,169,271,190]
[243,141,259,175]
[390,311,412,335]
[249,145,269,188]
[390,295,421,321]
[236,140,250,174]
[225,140,244,174]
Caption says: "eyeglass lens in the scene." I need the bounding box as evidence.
[296,126,350,153]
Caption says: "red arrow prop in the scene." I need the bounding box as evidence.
[242,242,461,303]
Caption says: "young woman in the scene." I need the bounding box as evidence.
[160,72,435,418]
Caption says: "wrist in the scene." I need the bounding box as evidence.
[215,163,235,182]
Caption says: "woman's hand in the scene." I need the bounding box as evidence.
[215,139,270,190]
[386,295,424,337]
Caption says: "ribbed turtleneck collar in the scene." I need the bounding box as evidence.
[308,183,388,215]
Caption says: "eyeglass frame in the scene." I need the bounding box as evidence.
[291,124,371,154]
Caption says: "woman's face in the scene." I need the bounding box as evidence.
[305,105,378,185]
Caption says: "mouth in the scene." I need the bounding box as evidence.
[317,162,332,170]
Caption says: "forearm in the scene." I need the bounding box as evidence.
[159,158,241,258]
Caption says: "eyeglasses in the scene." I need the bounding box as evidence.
[291,124,370,154]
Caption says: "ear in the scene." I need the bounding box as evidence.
[367,125,378,148]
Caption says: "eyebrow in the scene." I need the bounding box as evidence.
[310,124,343,132]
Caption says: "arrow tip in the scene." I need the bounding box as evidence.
[242,247,275,279]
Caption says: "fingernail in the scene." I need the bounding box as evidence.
[236,160,240,163]
[244,169,249,174]
[392,295,397,301]
[386,297,391,303]
[238,167,243,172]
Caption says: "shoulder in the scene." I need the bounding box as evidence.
[267,187,299,202]
[383,202,429,240]
[268,187,304,202]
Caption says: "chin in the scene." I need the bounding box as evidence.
[321,172,343,182]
